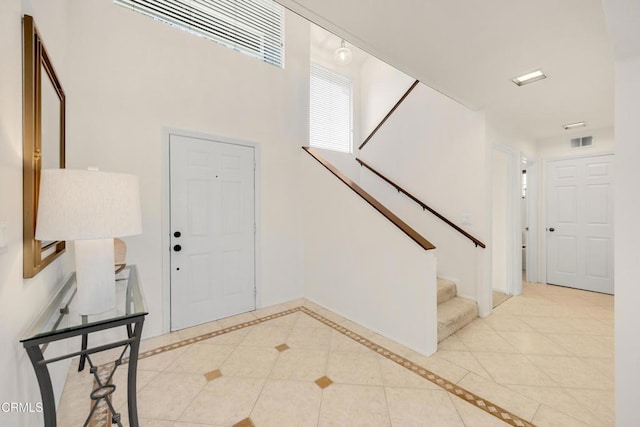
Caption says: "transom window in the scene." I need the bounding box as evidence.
[309,63,353,153]
[114,0,285,68]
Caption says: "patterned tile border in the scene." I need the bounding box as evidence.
[298,307,534,427]
[124,307,300,365]
[96,306,535,427]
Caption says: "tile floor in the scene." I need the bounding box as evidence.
[492,291,512,308]
[57,281,614,426]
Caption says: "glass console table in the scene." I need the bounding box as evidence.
[21,266,148,427]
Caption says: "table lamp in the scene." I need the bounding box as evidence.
[35,169,142,314]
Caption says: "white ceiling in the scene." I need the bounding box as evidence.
[281,0,615,140]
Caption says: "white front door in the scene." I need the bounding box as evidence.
[170,134,256,330]
[546,154,614,294]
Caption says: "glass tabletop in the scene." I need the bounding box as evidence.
[21,265,147,343]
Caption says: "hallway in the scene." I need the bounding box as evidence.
[58,282,614,426]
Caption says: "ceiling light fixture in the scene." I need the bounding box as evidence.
[512,69,547,86]
[334,40,352,65]
[563,121,587,130]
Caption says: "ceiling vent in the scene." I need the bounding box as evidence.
[570,136,593,148]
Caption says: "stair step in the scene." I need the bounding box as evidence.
[437,278,457,304]
[437,297,478,343]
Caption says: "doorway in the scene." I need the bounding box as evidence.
[491,146,539,307]
[521,156,539,285]
[168,132,257,331]
[491,145,521,300]
[545,154,614,294]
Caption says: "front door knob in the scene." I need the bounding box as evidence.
[173,244,182,252]
[549,227,555,232]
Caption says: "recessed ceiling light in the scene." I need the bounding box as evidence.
[512,69,547,86]
[562,121,587,130]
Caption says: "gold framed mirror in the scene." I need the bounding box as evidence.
[23,15,66,278]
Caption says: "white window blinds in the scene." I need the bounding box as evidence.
[114,0,285,68]
[309,63,353,153]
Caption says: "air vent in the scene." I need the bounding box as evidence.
[570,136,593,148]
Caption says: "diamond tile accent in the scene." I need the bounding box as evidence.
[204,369,222,381]
[275,343,290,352]
[233,418,255,427]
[315,376,333,389]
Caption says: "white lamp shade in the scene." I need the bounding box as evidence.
[36,169,142,241]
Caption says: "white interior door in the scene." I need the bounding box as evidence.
[170,134,255,330]
[546,154,614,294]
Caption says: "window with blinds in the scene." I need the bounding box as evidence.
[114,0,285,68]
[309,63,353,153]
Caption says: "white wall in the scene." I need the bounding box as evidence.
[301,151,437,355]
[358,83,488,308]
[491,148,511,293]
[64,0,310,338]
[0,1,74,425]
[614,56,640,426]
[612,56,640,427]
[360,57,414,139]
[537,126,615,158]
[591,1,639,418]
[486,121,538,158]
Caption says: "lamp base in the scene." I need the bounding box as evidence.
[74,239,116,315]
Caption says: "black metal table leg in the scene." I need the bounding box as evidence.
[78,315,89,371]
[21,266,146,427]
[78,333,88,371]
[25,345,57,427]
[127,318,144,427]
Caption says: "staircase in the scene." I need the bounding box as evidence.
[437,278,478,342]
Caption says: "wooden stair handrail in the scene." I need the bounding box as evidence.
[356,157,486,249]
[359,80,420,150]
[302,147,435,251]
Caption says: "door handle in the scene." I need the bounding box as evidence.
[549,227,555,232]
[173,231,181,238]
[173,244,182,252]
